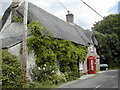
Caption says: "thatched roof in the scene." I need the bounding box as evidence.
[0,2,98,49]
[0,20,2,31]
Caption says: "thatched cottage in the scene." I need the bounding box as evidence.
[0,1,100,80]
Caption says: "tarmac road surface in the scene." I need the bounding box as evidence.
[56,70,119,90]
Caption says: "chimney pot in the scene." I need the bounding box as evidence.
[67,10,70,14]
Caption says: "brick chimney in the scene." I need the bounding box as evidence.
[66,11,74,25]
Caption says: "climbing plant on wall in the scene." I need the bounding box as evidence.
[13,16,23,23]
[27,21,87,82]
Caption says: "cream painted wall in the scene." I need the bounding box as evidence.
[8,43,35,81]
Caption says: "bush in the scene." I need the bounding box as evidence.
[32,66,66,85]
[28,72,67,88]
[29,82,39,88]
[64,71,79,81]
[51,73,67,85]
[28,81,56,88]
[2,49,23,88]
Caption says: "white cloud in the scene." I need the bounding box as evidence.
[27,0,120,30]
[1,0,119,30]
[0,0,11,2]
[84,0,119,15]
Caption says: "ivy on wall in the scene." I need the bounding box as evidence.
[27,21,87,82]
[13,16,23,23]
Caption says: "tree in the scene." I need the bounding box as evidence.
[93,14,120,37]
[93,14,120,68]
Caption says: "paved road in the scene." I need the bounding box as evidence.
[57,70,119,90]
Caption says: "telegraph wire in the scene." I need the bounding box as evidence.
[56,0,89,29]
[75,17,89,29]
[80,0,103,18]
[56,0,68,11]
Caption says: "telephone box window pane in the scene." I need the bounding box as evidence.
[91,60,94,71]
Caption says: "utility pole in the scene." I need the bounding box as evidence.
[22,0,28,83]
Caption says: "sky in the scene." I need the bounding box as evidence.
[0,0,119,30]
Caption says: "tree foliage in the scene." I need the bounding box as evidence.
[2,50,23,88]
[27,21,87,83]
[93,14,120,36]
[93,14,120,68]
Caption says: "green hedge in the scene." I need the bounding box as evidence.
[2,50,23,88]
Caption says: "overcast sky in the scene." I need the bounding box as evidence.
[0,0,119,30]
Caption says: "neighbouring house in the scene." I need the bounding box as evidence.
[0,1,100,80]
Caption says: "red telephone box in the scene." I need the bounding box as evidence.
[87,56,96,74]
